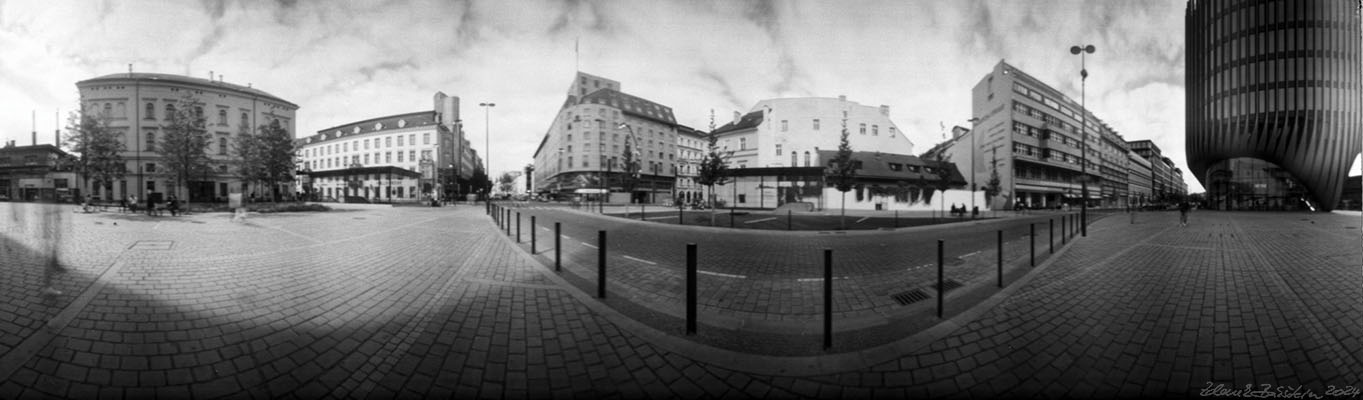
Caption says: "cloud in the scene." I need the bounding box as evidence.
[0,0,1202,188]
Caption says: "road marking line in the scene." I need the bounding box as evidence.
[744,217,776,224]
[582,243,597,249]
[561,235,572,240]
[796,276,850,282]
[698,270,746,279]
[960,251,980,258]
[856,216,869,223]
[622,255,656,265]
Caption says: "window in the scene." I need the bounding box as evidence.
[103,103,112,117]
[872,125,879,136]
[422,133,431,145]
[145,103,155,120]
[409,134,415,145]
[409,150,415,161]
[146,163,156,172]
[781,120,788,132]
[739,138,747,150]
[219,138,227,155]
[889,127,896,138]
[218,109,227,125]
[776,144,782,156]
[567,145,573,153]
[364,154,370,164]
[385,137,392,148]
[146,132,156,152]
[568,156,574,167]
[397,151,404,163]
[803,151,810,167]
[194,107,203,121]
[568,134,572,142]
[888,163,903,171]
[860,123,866,135]
[813,119,820,130]
[791,151,798,166]
[165,104,176,120]
[397,135,404,146]
[385,152,391,163]
[421,150,431,160]
[241,112,248,128]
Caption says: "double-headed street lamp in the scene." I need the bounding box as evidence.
[479,102,495,202]
[1070,44,1095,237]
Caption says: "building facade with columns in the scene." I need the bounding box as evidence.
[75,72,298,202]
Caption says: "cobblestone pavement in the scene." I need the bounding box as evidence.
[1,202,1359,398]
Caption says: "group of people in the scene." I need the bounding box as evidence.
[948,204,979,217]
[123,193,181,216]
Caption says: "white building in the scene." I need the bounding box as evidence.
[675,125,705,204]
[294,93,476,203]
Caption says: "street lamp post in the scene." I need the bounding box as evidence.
[1070,44,1094,237]
[479,102,495,204]
[967,117,980,217]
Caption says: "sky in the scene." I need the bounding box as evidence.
[2,0,1358,193]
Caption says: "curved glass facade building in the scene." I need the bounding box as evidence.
[1186,0,1362,211]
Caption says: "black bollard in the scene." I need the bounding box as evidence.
[598,230,607,298]
[516,212,521,243]
[824,249,833,350]
[937,240,944,319]
[1030,223,1035,267]
[687,243,697,335]
[1049,219,1055,254]
[997,230,1003,288]
[531,216,537,253]
[554,223,561,272]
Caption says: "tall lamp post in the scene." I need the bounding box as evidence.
[966,117,980,217]
[1070,44,1094,237]
[479,102,495,203]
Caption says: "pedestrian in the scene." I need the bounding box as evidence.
[1179,200,1190,227]
[168,196,179,217]
[146,192,156,216]
[128,194,137,213]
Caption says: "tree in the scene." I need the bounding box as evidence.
[470,164,489,200]
[983,153,1002,210]
[158,94,212,207]
[826,111,856,230]
[695,110,731,226]
[63,112,126,201]
[497,172,517,196]
[933,152,956,219]
[234,117,296,202]
[620,133,639,202]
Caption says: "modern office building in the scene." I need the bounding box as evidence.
[1126,140,1188,203]
[1186,0,1362,211]
[532,72,678,203]
[1126,149,1153,206]
[294,92,477,203]
[75,71,299,202]
[958,60,1135,210]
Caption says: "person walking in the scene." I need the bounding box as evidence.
[168,196,179,217]
[146,191,156,216]
[1179,200,1190,227]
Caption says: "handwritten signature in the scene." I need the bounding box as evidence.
[1200,382,1361,399]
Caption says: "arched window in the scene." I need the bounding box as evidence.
[240,112,249,128]
[144,103,155,120]
[218,109,227,125]
[803,151,810,167]
[146,132,156,152]
[791,151,797,166]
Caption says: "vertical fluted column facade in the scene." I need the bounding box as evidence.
[1186,0,1362,211]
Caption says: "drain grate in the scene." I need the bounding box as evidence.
[929,279,964,292]
[890,289,931,305]
[129,240,174,251]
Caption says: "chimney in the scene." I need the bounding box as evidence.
[31,109,36,146]
[209,70,214,81]
[879,105,890,116]
[732,111,741,125]
[838,95,846,102]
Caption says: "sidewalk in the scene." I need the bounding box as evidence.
[1,204,1358,398]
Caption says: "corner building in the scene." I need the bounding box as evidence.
[76,72,298,202]
[1186,0,1362,211]
[532,72,678,202]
